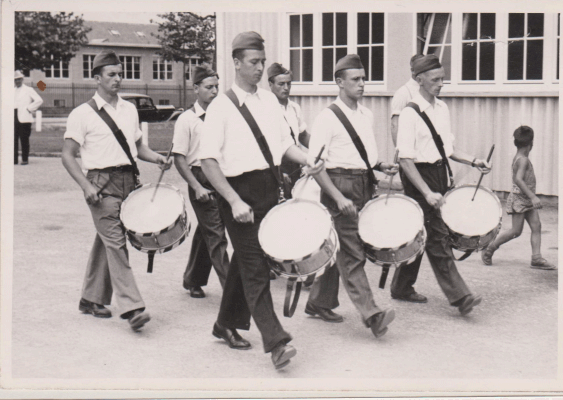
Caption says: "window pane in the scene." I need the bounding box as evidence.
[336,47,347,63]
[322,13,334,46]
[45,69,51,78]
[526,40,543,79]
[527,13,544,37]
[507,40,524,79]
[481,13,496,39]
[372,13,384,44]
[358,47,369,79]
[303,49,313,81]
[442,46,451,80]
[303,14,313,47]
[322,48,334,81]
[63,65,69,78]
[462,13,478,40]
[290,15,300,47]
[54,68,60,78]
[427,45,442,58]
[509,13,525,38]
[462,43,477,80]
[357,13,369,44]
[430,14,450,44]
[290,50,300,81]
[336,13,347,46]
[479,42,495,80]
[371,46,384,81]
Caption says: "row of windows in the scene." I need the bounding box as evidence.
[289,12,560,84]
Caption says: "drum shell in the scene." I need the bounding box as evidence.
[291,176,321,202]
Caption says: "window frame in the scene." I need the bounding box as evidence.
[83,54,96,79]
[44,56,70,80]
[119,55,141,81]
[185,58,202,82]
[460,13,497,82]
[153,57,174,81]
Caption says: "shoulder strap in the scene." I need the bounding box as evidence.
[87,99,140,177]
[282,114,297,144]
[328,103,378,186]
[225,89,284,190]
[406,102,453,186]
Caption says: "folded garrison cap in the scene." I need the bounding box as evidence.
[412,54,442,76]
[232,31,265,51]
[267,63,290,79]
[334,54,364,74]
[193,65,218,85]
[93,50,121,71]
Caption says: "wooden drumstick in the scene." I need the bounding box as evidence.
[151,143,174,202]
[471,144,495,201]
[300,145,325,188]
[385,149,400,205]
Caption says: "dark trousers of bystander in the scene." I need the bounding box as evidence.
[14,110,32,164]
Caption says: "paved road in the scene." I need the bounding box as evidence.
[8,157,559,393]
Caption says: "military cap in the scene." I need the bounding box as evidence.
[193,65,219,85]
[267,63,290,80]
[334,54,364,74]
[412,54,442,76]
[92,50,121,71]
[232,31,265,52]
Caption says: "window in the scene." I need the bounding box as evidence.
[119,56,141,80]
[109,29,120,36]
[357,13,385,81]
[135,31,146,38]
[289,14,313,82]
[138,98,153,109]
[461,13,496,81]
[83,54,96,78]
[54,99,66,108]
[44,57,69,79]
[153,58,173,80]
[322,13,347,81]
[507,13,544,80]
[185,58,201,81]
[417,13,452,80]
[159,99,170,105]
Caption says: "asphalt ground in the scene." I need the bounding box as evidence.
[8,154,559,392]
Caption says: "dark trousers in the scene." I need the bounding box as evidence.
[14,110,32,163]
[216,169,292,353]
[183,166,229,289]
[393,163,470,304]
[307,169,383,327]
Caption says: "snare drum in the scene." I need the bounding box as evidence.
[120,183,190,254]
[259,199,338,281]
[358,194,426,267]
[441,184,502,252]
[291,176,321,202]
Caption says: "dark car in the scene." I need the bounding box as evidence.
[121,94,184,123]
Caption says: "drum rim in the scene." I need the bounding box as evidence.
[441,184,503,239]
[358,193,425,251]
[129,220,191,254]
[120,182,187,235]
[259,198,334,263]
[367,226,427,267]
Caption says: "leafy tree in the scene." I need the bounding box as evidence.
[151,12,216,108]
[15,12,91,74]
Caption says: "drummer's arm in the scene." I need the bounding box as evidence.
[61,138,101,205]
[450,147,491,174]
[136,140,172,170]
[400,158,444,209]
[313,170,357,217]
[174,154,211,202]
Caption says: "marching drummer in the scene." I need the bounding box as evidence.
[172,65,230,298]
[305,54,398,338]
[198,32,324,370]
[61,50,172,331]
[396,54,491,316]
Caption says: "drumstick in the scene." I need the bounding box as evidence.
[301,145,325,184]
[151,143,174,202]
[471,144,495,201]
[385,149,400,205]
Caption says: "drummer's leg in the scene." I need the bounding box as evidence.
[183,224,213,288]
[307,265,340,310]
[390,258,421,297]
[82,233,113,305]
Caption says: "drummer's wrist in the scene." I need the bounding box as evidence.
[470,157,477,168]
[374,161,383,172]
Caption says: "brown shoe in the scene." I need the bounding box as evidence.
[271,343,296,370]
[127,309,151,332]
[369,309,395,338]
[79,298,112,318]
[391,292,428,303]
[305,302,343,323]
[458,294,482,316]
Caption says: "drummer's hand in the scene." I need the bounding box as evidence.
[380,162,399,176]
[425,191,445,209]
[84,183,102,206]
[156,155,173,171]
[473,159,491,174]
[195,186,213,203]
[303,158,325,176]
[231,199,254,224]
[336,195,357,217]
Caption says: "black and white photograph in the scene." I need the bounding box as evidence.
[0,0,561,396]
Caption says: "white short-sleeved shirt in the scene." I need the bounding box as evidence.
[396,93,455,163]
[390,78,420,116]
[172,101,205,167]
[15,84,43,123]
[307,97,378,170]
[281,100,307,143]
[198,83,294,177]
[64,92,142,170]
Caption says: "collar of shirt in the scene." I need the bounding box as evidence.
[231,82,262,107]
[411,93,446,113]
[194,100,206,118]
[93,92,127,111]
[333,96,367,119]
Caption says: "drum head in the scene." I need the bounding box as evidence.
[121,184,184,234]
[260,200,332,261]
[441,186,501,236]
[359,195,424,249]
[292,176,321,202]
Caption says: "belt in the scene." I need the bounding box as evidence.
[415,159,444,168]
[327,167,368,175]
[90,165,134,173]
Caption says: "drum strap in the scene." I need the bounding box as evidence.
[406,102,454,188]
[454,250,474,261]
[283,278,302,318]
[225,89,285,200]
[328,104,379,187]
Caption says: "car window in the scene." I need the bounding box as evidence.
[138,98,152,108]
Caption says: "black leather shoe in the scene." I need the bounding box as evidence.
[79,298,112,318]
[305,302,343,323]
[458,294,482,316]
[186,285,205,298]
[369,309,395,338]
[127,309,151,332]
[391,292,428,303]
[212,322,252,350]
[271,343,296,370]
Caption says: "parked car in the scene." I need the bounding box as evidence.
[121,94,184,123]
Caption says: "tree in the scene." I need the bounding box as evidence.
[15,12,91,74]
[151,12,216,108]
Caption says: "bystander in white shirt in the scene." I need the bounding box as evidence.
[15,83,43,123]
[280,100,307,145]
[172,101,206,167]
[390,78,420,117]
